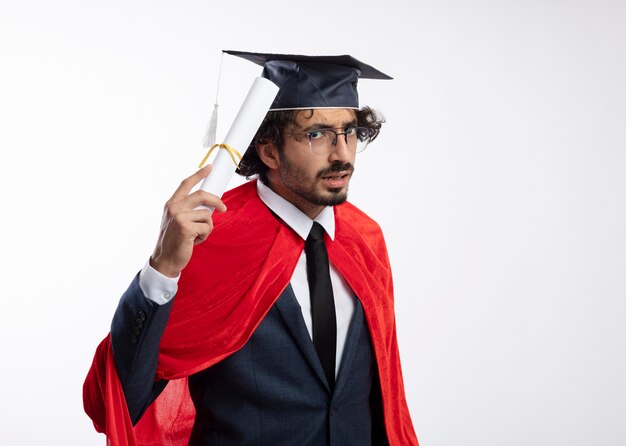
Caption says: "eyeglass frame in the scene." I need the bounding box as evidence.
[282,125,376,155]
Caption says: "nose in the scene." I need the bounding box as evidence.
[329,133,352,162]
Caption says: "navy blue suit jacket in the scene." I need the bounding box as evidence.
[111,276,388,445]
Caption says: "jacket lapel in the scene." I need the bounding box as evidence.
[274,284,330,391]
[333,298,365,400]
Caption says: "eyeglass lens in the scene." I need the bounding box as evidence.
[307,127,372,154]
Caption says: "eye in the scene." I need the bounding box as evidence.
[307,130,328,141]
[344,126,357,137]
[355,127,372,142]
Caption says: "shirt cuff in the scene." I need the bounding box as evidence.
[138,260,179,305]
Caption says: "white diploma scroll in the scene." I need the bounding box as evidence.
[198,77,279,208]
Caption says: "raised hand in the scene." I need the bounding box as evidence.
[150,165,227,278]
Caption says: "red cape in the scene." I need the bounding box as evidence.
[84,180,418,445]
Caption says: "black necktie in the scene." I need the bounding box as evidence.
[305,222,337,390]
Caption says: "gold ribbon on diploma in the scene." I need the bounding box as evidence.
[198,143,243,168]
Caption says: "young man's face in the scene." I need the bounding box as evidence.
[268,108,358,218]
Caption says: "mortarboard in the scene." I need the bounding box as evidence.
[223,50,392,111]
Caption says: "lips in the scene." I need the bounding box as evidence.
[320,171,351,188]
[321,171,350,181]
[318,163,354,189]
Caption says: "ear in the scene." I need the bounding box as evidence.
[256,141,280,170]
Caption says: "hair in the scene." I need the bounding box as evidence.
[236,106,385,183]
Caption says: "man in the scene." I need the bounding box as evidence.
[84,51,418,445]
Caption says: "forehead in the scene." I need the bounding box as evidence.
[293,108,357,128]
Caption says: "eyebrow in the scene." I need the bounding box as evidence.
[297,119,358,133]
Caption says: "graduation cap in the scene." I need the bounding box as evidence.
[223,50,392,111]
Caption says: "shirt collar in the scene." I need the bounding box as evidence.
[257,180,335,241]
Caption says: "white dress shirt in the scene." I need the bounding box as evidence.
[139,180,357,377]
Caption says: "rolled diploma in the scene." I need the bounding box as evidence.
[198,77,279,209]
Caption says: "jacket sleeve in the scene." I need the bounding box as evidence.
[110,273,173,424]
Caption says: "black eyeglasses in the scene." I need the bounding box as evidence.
[283,126,376,155]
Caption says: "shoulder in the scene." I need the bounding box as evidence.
[194,179,278,251]
[330,201,394,296]
[334,201,390,262]
[335,201,384,238]
[221,180,259,210]
[211,180,271,226]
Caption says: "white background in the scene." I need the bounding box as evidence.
[1,0,625,445]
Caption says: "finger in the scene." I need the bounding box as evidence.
[177,209,215,224]
[169,165,213,204]
[179,190,227,213]
[188,221,213,243]
[170,213,213,239]
[194,231,211,245]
